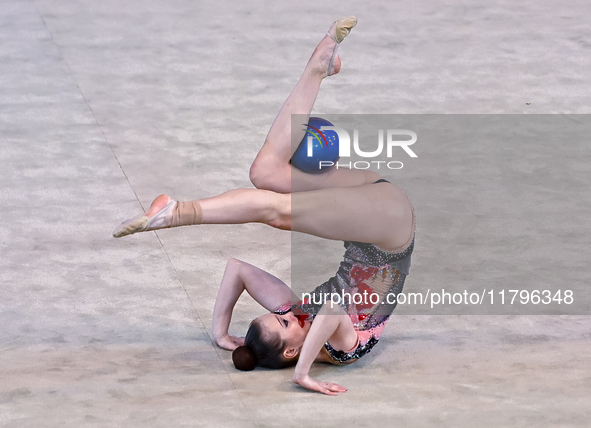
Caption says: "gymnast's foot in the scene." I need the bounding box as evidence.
[112,194,176,238]
[311,16,357,78]
[327,16,357,44]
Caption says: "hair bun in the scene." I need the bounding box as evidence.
[232,345,257,371]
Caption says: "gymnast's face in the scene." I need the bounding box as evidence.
[257,312,311,354]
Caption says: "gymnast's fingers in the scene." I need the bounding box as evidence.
[325,382,348,393]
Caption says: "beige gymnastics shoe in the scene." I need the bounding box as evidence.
[325,16,357,75]
[327,16,357,44]
[112,196,176,238]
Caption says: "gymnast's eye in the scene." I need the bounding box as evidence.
[283,319,288,327]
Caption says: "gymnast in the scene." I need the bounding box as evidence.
[113,16,415,395]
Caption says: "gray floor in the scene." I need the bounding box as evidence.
[1,0,590,427]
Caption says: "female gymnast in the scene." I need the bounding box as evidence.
[113,16,415,396]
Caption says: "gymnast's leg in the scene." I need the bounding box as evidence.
[112,17,411,244]
[249,17,381,194]
[113,181,413,251]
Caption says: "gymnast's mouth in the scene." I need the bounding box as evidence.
[296,314,307,328]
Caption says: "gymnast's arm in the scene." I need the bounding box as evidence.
[212,258,293,351]
[292,304,357,395]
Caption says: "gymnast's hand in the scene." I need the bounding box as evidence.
[292,373,348,396]
[215,334,245,351]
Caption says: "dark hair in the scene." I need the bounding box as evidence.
[232,318,297,371]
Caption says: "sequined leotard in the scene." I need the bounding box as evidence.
[275,180,415,365]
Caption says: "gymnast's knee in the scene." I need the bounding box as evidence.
[249,161,290,193]
[249,160,267,189]
[267,193,291,230]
